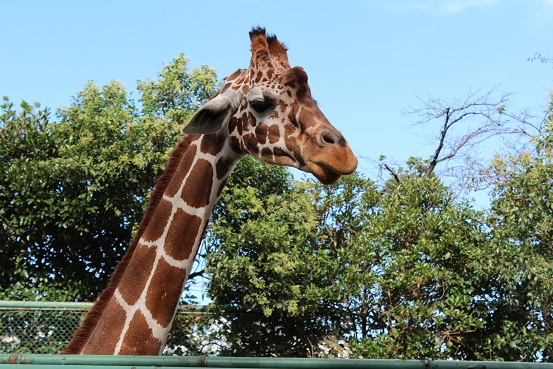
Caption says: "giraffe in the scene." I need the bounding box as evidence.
[61,27,358,355]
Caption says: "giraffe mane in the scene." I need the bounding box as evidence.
[61,135,196,354]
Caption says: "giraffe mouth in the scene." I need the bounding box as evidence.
[304,147,358,184]
[306,162,342,185]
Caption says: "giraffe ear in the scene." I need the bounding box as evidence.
[183,90,241,134]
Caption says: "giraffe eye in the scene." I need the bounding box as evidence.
[250,98,274,113]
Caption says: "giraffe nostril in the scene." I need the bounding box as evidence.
[323,134,336,145]
[319,131,348,147]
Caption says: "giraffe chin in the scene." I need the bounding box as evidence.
[306,162,342,185]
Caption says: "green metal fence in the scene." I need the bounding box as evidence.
[2,354,553,369]
[0,301,217,355]
[3,301,553,369]
[0,301,89,354]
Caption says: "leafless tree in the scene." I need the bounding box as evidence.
[528,52,553,64]
[378,88,540,194]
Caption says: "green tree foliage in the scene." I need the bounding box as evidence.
[205,90,553,361]
[331,168,489,360]
[206,165,491,359]
[0,54,219,301]
[481,92,553,361]
[206,159,328,356]
[4,47,553,362]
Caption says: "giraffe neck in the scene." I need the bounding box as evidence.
[65,133,241,355]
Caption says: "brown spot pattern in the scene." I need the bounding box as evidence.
[165,148,196,197]
[163,208,202,261]
[201,133,225,156]
[120,311,160,355]
[117,245,157,305]
[146,258,185,327]
[243,133,258,154]
[255,124,269,144]
[182,159,213,208]
[141,200,172,242]
[229,136,241,154]
[286,138,303,165]
[273,147,290,159]
[216,156,235,180]
[255,71,263,83]
[81,300,126,354]
[268,124,281,144]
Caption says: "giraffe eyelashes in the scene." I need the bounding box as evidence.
[246,87,277,116]
[249,98,275,114]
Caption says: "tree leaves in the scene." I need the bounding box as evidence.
[206,142,553,360]
[0,54,219,302]
[3,50,553,361]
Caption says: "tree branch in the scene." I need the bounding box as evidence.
[425,107,449,177]
[188,269,205,280]
[403,88,539,190]
[382,162,401,184]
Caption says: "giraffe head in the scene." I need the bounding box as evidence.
[184,27,357,184]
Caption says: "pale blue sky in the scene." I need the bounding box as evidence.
[2,0,553,179]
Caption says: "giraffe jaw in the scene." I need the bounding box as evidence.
[304,148,359,184]
[306,162,342,184]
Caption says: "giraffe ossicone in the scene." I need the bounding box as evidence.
[62,27,357,355]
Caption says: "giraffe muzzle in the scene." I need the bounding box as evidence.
[318,130,348,148]
[306,131,358,184]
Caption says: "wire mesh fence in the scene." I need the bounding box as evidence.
[0,301,222,355]
[0,301,88,354]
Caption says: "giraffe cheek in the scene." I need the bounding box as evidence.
[243,132,259,155]
[255,123,269,145]
[285,139,303,166]
[268,124,281,145]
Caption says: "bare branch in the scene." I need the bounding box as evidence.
[404,87,540,191]
[381,162,400,184]
[425,107,449,177]
[528,52,553,64]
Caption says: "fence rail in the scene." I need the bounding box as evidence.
[0,301,217,355]
[2,354,553,369]
[3,302,552,368]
